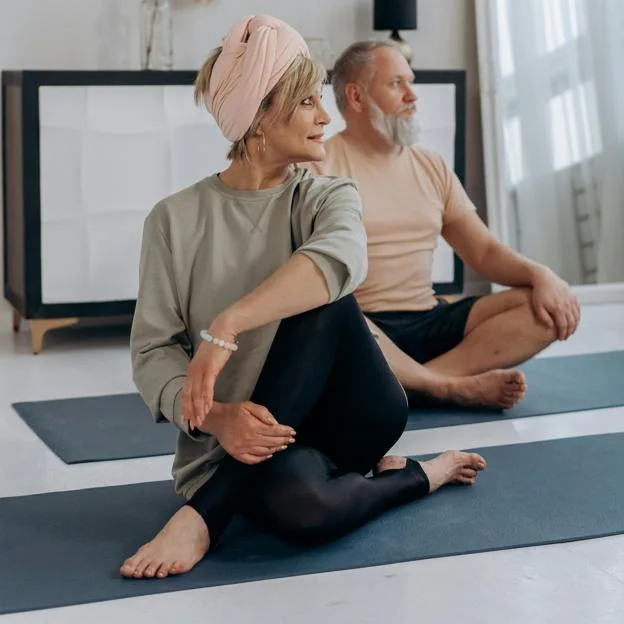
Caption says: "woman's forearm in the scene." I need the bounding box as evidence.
[210,253,331,337]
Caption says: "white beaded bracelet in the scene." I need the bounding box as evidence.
[199,330,239,352]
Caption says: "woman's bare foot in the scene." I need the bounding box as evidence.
[441,369,527,409]
[376,451,486,493]
[120,505,210,580]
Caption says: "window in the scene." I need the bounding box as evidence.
[503,117,524,184]
[542,0,581,54]
[549,82,602,170]
[496,0,514,77]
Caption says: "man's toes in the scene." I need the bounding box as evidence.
[504,378,525,391]
[510,371,526,384]
[503,382,526,401]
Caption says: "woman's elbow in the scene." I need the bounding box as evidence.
[341,253,368,296]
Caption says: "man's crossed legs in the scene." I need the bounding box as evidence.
[366,288,558,409]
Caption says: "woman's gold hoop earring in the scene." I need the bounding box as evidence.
[259,132,266,154]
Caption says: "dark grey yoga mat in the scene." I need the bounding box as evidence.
[2,432,624,615]
[12,352,624,464]
[12,393,177,463]
[406,351,624,431]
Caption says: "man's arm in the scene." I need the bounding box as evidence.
[442,211,542,286]
[442,211,580,337]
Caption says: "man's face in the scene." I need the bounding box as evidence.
[363,46,420,146]
[366,46,417,115]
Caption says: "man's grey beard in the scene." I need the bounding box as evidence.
[368,99,421,147]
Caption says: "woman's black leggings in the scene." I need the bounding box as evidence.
[187,295,430,545]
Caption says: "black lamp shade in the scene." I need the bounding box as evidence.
[373,0,417,31]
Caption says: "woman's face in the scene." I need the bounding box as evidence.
[263,87,330,164]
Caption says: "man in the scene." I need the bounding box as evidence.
[308,41,580,409]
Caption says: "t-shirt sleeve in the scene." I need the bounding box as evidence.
[295,178,368,301]
[425,150,477,225]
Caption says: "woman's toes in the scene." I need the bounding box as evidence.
[143,565,158,578]
[169,562,181,575]
[155,561,173,579]
[132,558,151,578]
[457,475,476,485]
[467,453,485,468]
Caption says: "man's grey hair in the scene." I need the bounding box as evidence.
[331,40,400,115]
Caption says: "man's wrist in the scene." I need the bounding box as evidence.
[528,263,551,285]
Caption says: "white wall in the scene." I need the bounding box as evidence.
[0,0,486,312]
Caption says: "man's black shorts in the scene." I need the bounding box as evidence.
[365,297,480,364]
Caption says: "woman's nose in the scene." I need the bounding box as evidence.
[317,104,331,125]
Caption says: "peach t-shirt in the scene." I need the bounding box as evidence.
[308,132,476,312]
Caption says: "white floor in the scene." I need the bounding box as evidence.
[1,303,624,624]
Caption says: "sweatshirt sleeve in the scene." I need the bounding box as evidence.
[295,178,368,301]
[130,212,203,439]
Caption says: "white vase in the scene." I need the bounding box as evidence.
[140,0,173,70]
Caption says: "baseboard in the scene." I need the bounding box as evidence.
[571,283,624,305]
[491,282,624,305]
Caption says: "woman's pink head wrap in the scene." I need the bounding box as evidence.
[203,15,310,142]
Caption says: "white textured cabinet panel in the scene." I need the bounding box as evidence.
[38,82,458,304]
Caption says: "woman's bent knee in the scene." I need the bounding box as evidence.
[276,486,346,543]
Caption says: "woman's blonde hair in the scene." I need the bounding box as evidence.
[194,49,326,162]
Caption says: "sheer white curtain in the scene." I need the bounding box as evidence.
[477,0,624,285]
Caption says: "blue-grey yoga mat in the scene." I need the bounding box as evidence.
[12,393,177,463]
[12,352,624,464]
[406,351,624,430]
[1,432,623,615]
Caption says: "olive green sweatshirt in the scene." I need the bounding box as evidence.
[130,168,367,498]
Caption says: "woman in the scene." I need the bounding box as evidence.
[121,15,486,580]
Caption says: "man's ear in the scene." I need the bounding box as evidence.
[344,82,366,114]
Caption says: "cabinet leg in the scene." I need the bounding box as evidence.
[12,309,21,332]
[30,318,79,355]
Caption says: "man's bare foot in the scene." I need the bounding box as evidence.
[120,505,210,580]
[376,451,486,493]
[441,369,527,409]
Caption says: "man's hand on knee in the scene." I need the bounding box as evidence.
[530,267,581,340]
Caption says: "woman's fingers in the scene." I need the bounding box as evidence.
[246,445,288,456]
[189,368,205,429]
[257,434,295,448]
[237,453,274,465]
[247,403,278,426]
[257,422,296,438]
[199,374,216,425]
[180,383,193,425]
